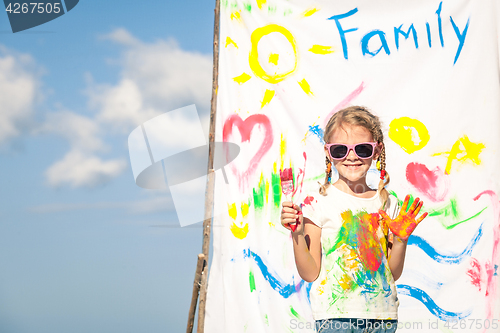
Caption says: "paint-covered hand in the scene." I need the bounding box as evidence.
[379,195,428,240]
[281,201,303,233]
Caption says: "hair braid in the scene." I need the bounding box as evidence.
[377,144,390,209]
[319,156,332,196]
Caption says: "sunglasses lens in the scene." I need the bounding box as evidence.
[355,144,374,158]
[330,145,348,159]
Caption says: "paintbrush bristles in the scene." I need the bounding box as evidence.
[280,168,293,181]
[280,168,294,196]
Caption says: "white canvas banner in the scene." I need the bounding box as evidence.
[205,0,500,332]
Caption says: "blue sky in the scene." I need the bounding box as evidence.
[0,1,216,332]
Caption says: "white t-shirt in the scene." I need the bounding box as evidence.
[301,185,400,321]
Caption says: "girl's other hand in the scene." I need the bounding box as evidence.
[379,195,428,240]
[281,201,303,233]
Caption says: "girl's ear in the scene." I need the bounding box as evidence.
[374,142,383,160]
[324,145,330,160]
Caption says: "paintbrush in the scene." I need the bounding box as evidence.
[280,168,301,231]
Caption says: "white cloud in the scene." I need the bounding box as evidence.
[39,110,105,153]
[43,29,212,189]
[88,28,212,132]
[45,150,126,188]
[0,45,41,144]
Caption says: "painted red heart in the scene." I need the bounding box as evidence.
[223,114,273,189]
[406,162,449,202]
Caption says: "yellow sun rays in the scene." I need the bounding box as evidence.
[226,8,334,108]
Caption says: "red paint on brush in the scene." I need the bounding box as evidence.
[291,152,307,197]
[466,258,482,291]
[406,162,449,202]
[280,168,294,196]
[280,168,299,231]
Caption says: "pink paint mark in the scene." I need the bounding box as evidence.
[484,262,494,296]
[292,152,307,197]
[466,258,482,291]
[322,82,366,128]
[474,190,500,329]
[223,114,273,189]
[406,162,449,202]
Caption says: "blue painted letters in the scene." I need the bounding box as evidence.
[361,30,391,57]
[328,1,470,65]
[327,8,359,60]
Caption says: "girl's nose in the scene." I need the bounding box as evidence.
[346,148,358,159]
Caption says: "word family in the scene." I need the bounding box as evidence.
[328,1,470,65]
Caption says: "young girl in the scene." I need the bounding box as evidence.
[281,106,427,333]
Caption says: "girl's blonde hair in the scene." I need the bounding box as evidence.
[320,106,390,207]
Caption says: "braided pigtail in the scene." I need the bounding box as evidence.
[319,156,332,196]
[377,144,390,210]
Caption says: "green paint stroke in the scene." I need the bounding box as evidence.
[305,173,326,183]
[243,2,251,12]
[253,176,266,212]
[289,306,303,320]
[221,0,239,9]
[249,270,256,292]
[429,198,487,229]
[429,198,459,219]
[264,314,269,326]
[268,5,277,14]
[445,207,487,229]
[284,8,293,16]
[271,171,282,208]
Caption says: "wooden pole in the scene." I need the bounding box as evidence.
[194,0,221,333]
[197,170,215,333]
[186,254,205,333]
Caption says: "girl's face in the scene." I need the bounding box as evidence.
[326,124,381,187]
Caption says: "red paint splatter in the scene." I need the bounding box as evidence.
[466,258,482,291]
[406,162,449,202]
[304,196,315,206]
[223,114,273,189]
[291,152,307,198]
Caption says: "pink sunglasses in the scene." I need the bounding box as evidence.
[325,142,378,160]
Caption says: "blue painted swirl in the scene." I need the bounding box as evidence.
[397,285,471,321]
